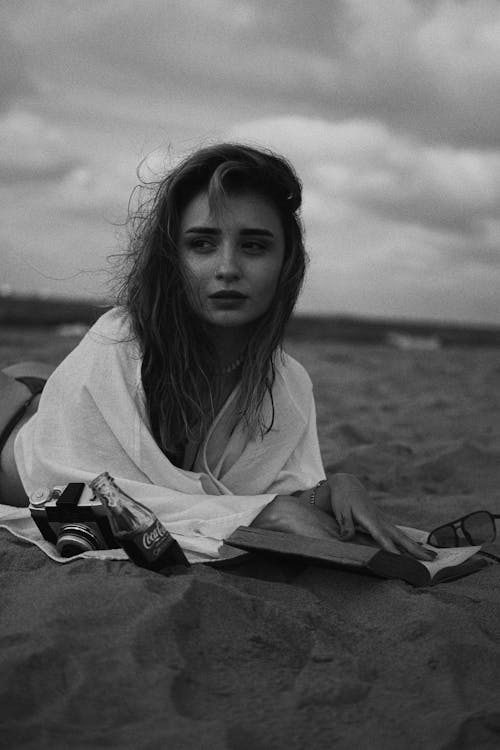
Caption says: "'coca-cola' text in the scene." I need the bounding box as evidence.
[143,521,170,553]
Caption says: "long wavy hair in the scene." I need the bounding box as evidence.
[113,143,307,459]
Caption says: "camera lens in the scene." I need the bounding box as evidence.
[56,524,103,557]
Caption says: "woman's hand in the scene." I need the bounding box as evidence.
[310,473,435,561]
[252,473,435,562]
[251,494,343,541]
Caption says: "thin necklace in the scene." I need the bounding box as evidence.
[215,355,244,376]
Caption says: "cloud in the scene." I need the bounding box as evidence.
[0,28,34,110]
[0,103,140,219]
[12,1,338,107]
[0,109,79,183]
[318,142,500,236]
[229,115,500,236]
[313,0,500,148]
[7,0,500,149]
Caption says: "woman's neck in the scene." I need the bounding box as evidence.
[209,324,251,370]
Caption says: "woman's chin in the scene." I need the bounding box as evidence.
[204,312,257,330]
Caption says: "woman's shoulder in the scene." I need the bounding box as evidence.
[278,351,313,390]
[87,306,134,341]
[275,351,314,421]
[78,307,139,358]
[48,307,140,388]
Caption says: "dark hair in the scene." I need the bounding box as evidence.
[114,142,307,457]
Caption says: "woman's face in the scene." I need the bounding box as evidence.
[178,189,285,331]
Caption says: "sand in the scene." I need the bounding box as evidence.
[1,333,500,748]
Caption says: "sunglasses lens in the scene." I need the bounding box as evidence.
[428,525,457,547]
[462,512,496,544]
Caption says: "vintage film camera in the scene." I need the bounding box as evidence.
[29,483,118,557]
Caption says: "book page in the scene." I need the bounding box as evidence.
[397,524,482,575]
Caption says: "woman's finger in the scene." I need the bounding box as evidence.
[361,524,402,555]
[349,504,408,554]
[388,527,437,561]
[334,501,356,540]
[362,517,436,561]
[327,480,357,539]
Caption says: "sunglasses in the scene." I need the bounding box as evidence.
[427,510,500,563]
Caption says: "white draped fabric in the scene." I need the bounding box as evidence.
[5,308,325,563]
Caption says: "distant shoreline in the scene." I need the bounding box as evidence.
[1,294,500,347]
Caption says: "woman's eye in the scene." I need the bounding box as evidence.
[188,238,215,252]
[242,241,267,254]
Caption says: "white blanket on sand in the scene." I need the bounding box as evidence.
[3,308,325,564]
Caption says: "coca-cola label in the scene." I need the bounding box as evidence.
[135,520,172,560]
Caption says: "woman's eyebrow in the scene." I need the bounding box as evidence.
[239,229,275,237]
[184,226,219,234]
[184,226,275,237]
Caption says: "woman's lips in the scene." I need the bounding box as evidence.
[209,291,247,308]
[209,291,247,299]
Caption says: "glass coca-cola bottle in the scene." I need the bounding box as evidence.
[89,472,189,573]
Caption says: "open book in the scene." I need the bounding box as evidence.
[223,524,489,587]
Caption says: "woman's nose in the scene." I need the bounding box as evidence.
[214,246,241,280]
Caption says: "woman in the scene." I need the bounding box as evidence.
[0,143,432,563]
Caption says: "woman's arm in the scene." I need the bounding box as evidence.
[251,473,435,561]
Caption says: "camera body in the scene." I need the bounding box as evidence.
[29,482,118,557]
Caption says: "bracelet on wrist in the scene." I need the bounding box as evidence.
[309,479,327,505]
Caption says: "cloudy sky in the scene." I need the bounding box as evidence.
[2,0,500,324]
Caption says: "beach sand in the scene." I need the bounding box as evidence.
[1,330,500,748]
